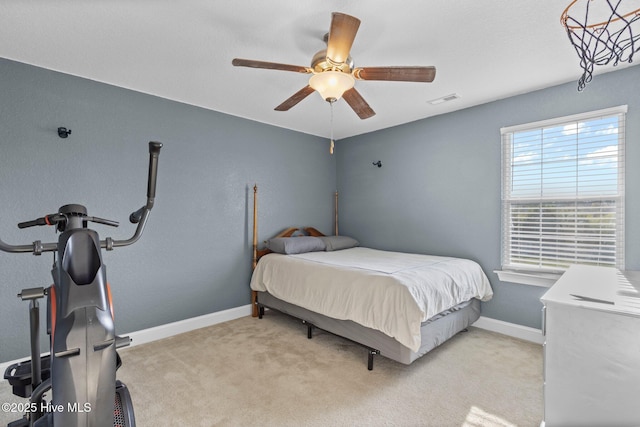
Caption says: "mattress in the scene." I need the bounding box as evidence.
[250,247,493,352]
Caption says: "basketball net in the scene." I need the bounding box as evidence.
[562,0,640,90]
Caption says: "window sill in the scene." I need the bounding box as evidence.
[494,270,562,288]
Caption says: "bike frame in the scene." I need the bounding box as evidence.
[1,142,162,427]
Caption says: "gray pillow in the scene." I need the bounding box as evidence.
[266,236,326,254]
[318,235,360,251]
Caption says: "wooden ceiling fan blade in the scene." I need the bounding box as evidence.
[232,58,311,74]
[354,66,436,82]
[342,88,375,120]
[274,86,316,111]
[326,12,361,64]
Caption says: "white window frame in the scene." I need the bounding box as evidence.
[496,106,626,287]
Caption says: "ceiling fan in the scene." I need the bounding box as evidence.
[232,12,436,120]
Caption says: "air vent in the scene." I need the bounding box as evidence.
[428,94,460,105]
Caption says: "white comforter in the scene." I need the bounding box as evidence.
[250,247,493,352]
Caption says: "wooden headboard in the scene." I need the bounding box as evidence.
[250,184,338,316]
[304,226,326,237]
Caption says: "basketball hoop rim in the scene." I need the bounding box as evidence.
[561,0,640,30]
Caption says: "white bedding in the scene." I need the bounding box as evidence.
[250,247,493,352]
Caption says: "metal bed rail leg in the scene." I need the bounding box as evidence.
[302,320,315,339]
[367,349,380,371]
[300,318,380,371]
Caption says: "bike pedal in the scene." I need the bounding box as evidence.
[115,335,132,348]
[3,355,51,398]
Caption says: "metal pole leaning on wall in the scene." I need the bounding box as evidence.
[251,184,259,317]
[334,191,339,236]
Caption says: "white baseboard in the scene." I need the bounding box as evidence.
[126,304,252,347]
[2,309,539,374]
[0,304,252,374]
[473,316,544,345]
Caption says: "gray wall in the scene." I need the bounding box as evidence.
[0,58,335,362]
[2,56,638,362]
[335,65,640,329]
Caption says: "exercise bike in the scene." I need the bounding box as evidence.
[1,141,163,427]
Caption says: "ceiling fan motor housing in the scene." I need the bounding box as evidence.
[311,49,353,74]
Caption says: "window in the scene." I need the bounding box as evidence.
[500,106,626,278]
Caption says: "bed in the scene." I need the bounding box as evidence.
[249,186,493,369]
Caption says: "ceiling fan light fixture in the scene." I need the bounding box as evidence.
[309,71,355,102]
[232,12,435,120]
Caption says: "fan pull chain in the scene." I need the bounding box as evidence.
[329,100,335,154]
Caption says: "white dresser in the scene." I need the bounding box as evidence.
[541,265,640,427]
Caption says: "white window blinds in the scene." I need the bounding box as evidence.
[501,106,626,273]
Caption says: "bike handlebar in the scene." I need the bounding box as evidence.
[18,214,118,230]
[0,141,163,255]
[147,141,162,203]
[129,141,162,224]
[17,217,51,229]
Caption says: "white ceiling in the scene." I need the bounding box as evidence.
[1,1,636,140]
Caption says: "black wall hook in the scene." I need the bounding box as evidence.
[57,127,72,138]
[372,161,382,168]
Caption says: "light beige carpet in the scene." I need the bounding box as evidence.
[1,311,542,426]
